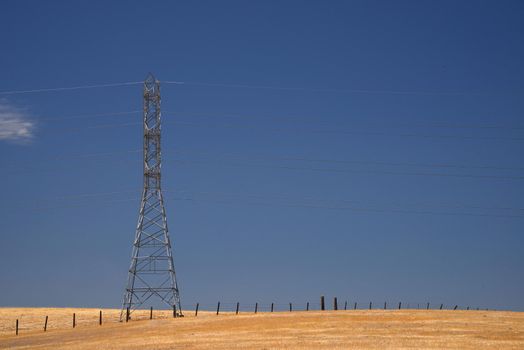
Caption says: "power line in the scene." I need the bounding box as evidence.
[1,79,519,96]
[2,107,521,131]
[5,147,524,171]
[173,149,524,172]
[169,111,524,131]
[21,191,524,219]
[0,106,520,137]
[9,187,522,215]
[26,118,524,141]
[5,148,523,180]
[171,196,524,219]
[0,81,142,95]
[0,111,141,128]
[166,120,524,142]
[163,80,504,97]
[164,189,524,213]
[173,159,524,181]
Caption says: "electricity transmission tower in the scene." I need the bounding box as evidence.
[121,73,182,320]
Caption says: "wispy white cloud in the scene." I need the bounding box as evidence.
[0,99,36,143]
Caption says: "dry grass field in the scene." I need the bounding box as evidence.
[0,308,523,349]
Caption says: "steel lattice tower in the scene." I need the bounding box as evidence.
[121,74,182,320]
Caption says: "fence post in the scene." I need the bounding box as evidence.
[99,311,102,325]
[399,302,402,310]
[16,319,18,336]
[454,305,458,310]
[44,315,48,331]
[384,302,387,310]
[126,307,130,322]
[73,313,76,328]
[216,302,220,315]
[334,297,338,311]
[440,304,443,310]
[150,306,154,319]
[195,303,199,316]
[255,303,258,314]
[354,302,357,310]
[307,302,309,311]
[467,306,470,310]
[369,302,372,310]
[426,302,430,310]
[236,302,240,315]
[344,301,347,310]
[173,305,177,318]
[320,296,325,311]
[289,303,292,312]
[271,303,274,312]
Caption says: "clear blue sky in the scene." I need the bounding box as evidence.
[0,0,523,311]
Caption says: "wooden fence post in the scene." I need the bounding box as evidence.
[173,305,177,318]
[16,319,18,336]
[236,302,240,315]
[454,305,458,310]
[126,307,130,322]
[195,303,199,316]
[44,315,48,331]
[289,303,292,312]
[426,302,430,310]
[334,297,338,310]
[399,302,402,310]
[99,311,102,325]
[216,302,220,315]
[320,296,325,311]
[440,304,443,310]
[73,313,76,328]
[306,302,309,311]
[344,301,347,310]
[271,303,274,312]
[255,303,258,314]
[150,306,153,319]
[384,302,387,310]
[467,306,470,310]
[354,302,357,310]
[369,302,372,310]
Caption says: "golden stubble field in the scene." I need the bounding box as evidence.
[0,308,523,349]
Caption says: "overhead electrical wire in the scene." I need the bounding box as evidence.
[5,148,524,180]
[172,149,524,172]
[169,111,524,131]
[19,190,524,219]
[1,107,521,131]
[163,81,498,97]
[167,120,524,142]
[169,196,524,219]
[4,147,523,171]
[0,111,141,124]
[27,118,522,141]
[9,187,522,216]
[163,189,524,213]
[173,158,524,181]
[0,81,142,95]
[1,79,520,96]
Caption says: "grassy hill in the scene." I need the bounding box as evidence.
[1,308,523,349]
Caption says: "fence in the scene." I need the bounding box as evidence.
[1,296,491,336]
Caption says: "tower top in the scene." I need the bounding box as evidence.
[144,73,159,93]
